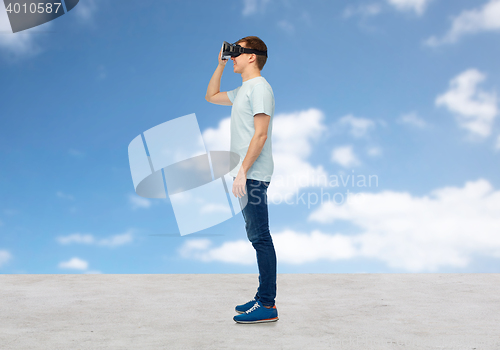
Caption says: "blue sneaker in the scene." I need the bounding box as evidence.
[233,300,279,324]
[235,299,258,314]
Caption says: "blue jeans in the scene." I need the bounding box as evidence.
[235,177,277,307]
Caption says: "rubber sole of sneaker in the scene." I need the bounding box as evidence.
[234,316,279,324]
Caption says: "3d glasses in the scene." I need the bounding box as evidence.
[221,41,268,60]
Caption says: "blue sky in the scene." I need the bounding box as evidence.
[1,0,499,274]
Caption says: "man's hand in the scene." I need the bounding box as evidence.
[232,167,247,198]
[219,47,228,67]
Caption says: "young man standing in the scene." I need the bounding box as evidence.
[205,36,278,324]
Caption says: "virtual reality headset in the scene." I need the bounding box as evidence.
[221,41,268,60]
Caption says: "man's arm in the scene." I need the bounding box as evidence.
[239,113,270,175]
[205,48,232,106]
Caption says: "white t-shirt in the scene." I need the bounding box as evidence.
[227,76,275,182]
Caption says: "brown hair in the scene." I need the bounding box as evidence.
[235,36,268,71]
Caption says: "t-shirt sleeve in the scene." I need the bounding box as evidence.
[226,86,241,104]
[250,83,274,117]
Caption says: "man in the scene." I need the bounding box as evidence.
[205,36,278,324]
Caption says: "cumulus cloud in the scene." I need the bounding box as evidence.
[178,238,255,264]
[202,109,330,204]
[308,178,500,271]
[367,146,383,157]
[425,0,500,46]
[331,145,361,168]
[202,117,231,152]
[56,191,75,200]
[73,0,98,22]
[242,0,271,16]
[178,230,357,266]
[179,178,500,271]
[68,148,85,157]
[387,0,433,15]
[129,194,152,210]
[56,230,133,247]
[58,257,88,270]
[0,5,46,58]
[57,233,94,245]
[0,250,12,267]
[179,179,500,272]
[338,114,376,138]
[397,112,428,128]
[343,3,382,18]
[436,69,498,138]
[277,20,294,34]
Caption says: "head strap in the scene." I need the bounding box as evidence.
[233,42,268,57]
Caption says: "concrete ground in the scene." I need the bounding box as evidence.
[1,274,499,350]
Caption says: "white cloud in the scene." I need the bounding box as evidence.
[56,230,133,247]
[307,178,500,271]
[242,0,271,16]
[338,114,376,138]
[202,117,231,152]
[203,109,330,204]
[300,11,313,27]
[343,3,382,18]
[68,148,85,157]
[56,191,75,200]
[57,233,95,245]
[97,232,133,247]
[178,230,356,266]
[179,179,500,271]
[179,178,500,272]
[0,5,46,58]
[436,69,498,138]
[58,257,88,270]
[73,0,98,22]
[387,0,433,15]
[277,20,294,34]
[272,109,326,158]
[200,203,232,215]
[3,209,18,216]
[425,0,500,46]
[496,135,500,150]
[397,112,428,128]
[95,64,107,80]
[0,250,12,267]
[367,146,383,157]
[331,146,361,168]
[178,238,255,264]
[129,194,152,210]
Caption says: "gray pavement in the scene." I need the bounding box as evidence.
[1,274,499,350]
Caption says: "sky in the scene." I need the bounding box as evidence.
[0,0,499,274]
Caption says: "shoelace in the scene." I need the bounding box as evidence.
[245,302,260,314]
